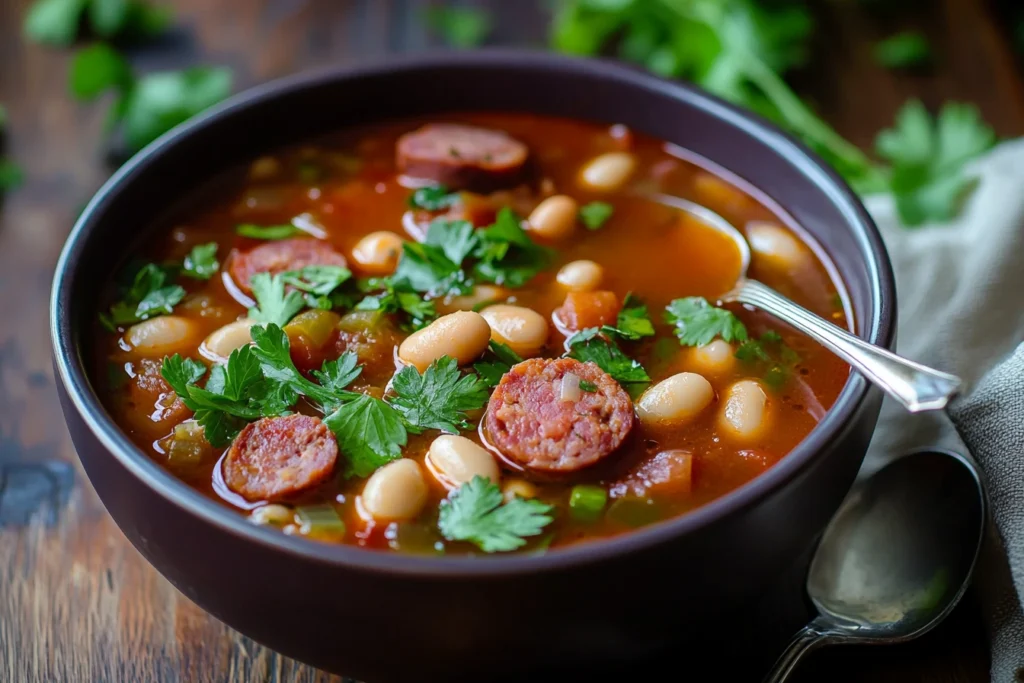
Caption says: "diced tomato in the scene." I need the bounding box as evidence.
[555,290,621,333]
[610,449,694,499]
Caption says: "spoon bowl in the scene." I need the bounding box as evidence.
[648,193,964,413]
[764,449,986,682]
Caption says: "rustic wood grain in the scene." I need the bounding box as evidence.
[0,0,1011,680]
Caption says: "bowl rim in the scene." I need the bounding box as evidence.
[50,48,894,578]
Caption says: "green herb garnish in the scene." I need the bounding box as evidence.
[473,207,553,288]
[323,394,408,478]
[247,273,305,327]
[874,31,931,69]
[182,242,219,280]
[103,262,185,328]
[565,328,650,387]
[665,297,747,347]
[408,184,460,211]
[602,292,654,341]
[579,201,614,230]
[735,330,800,390]
[389,356,490,434]
[236,223,303,240]
[279,265,352,296]
[473,340,524,388]
[579,380,598,392]
[438,476,554,553]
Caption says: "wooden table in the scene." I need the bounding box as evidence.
[0,1,1016,680]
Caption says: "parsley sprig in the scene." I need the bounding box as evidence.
[579,201,614,230]
[474,340,524,388]
[182,242,219,280]
[248,272,305,327]
[602,292,655,341]
[102,262,185,329]
[665,297,748,347]
[389,356,490,434]
[565,328,651,387]
[408,184,460,211]
[438,476,554,552]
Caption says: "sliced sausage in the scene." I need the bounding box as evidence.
[610,449,694,499]
[223,415,338,502]
[228,238,347,295]
[484,357,634,474]
[126,358,191,429]
[397,123,531,193]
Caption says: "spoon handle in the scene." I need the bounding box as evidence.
[762,625,826,683]
[728,279,963,413]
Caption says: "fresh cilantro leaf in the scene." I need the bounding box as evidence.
[438,476,554,552]
[389,356,489,434]
[310,352,362,397]
[119,66,232,151]
[323,394,408,478]
[579,380,598,392]
[473,340,524,388]
[579,201,614,230]
[248,272,305,327]
[408,184,459,211]
[602,292,654,341]
[874,32,931,69]
[425,218,479,266]
[236,223,302,240]
[356,278,437,329]
[250,323,359,413]
[182,242,218,280]
[424,6,492,48]
[876,100,996,226]
[160,347,287,447]
[565,328,650,386]
[280,265,352,296]
[69,42,133,101]
[392,241,472,298]
[104,262,184,326]
[473,207,552,288]
[24,0,87,46]
[665,297,748,346]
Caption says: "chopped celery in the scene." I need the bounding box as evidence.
[284,309,341,349]
[569,484,608,523]
[166,420,211,469]
[296,504,346,539]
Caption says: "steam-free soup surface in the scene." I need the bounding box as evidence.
[94,113,850,555]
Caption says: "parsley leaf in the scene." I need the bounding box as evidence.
[248,272,305,327]
[356,278,437,329]
[579,380,598,392]
[250,323,359,413]
[425,218,479,266]
[735,330,800,390]
[104,262,185,327]
[323,395,408,478]
[473,207,552,287]
[565,328,651,386]
[874,32,931,69]
[182,242,219,280]
[438,476,554,552]
[389,356,489,434]
[424,6,492,49]
[408,184,460,211]
[875,100,996,227]
[665,297,748,346]
[579,201,614,230]
[280,265,352,296]
[473,340,523,388]
[236,223,303,240]
[602,292,654,341]
[392,241,472,298]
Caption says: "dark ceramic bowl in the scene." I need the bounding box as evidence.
[51,50,893,683]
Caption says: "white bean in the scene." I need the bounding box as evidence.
[200,318,256,362]
[249,504,294,526]
[690,339,736,376]
[351,231,403,275]
[360,459,428,521]
[579,152,636,192]
[527,195,578,240]
[125,316,198,357]
[502,478,538,503]
[636,372,714,425]
[556,260,604,292]
[435,284,507,315]
[480,304,549,358]
[426,435,500,490]
[746,221,808,271]
[398,311,491,372]
[720,379,769,440]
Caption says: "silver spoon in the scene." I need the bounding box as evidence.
[651,194,963,413]
[764,449,986,682]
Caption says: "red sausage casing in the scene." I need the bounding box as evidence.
[397,123,532,193]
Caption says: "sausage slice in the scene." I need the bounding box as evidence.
[223,415,338,501]
[229,238,347,295]
[484,358,635,474]
[397,123,531,193]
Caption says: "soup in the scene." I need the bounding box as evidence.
[92,113,850,555]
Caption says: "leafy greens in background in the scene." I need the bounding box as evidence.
[547,0,997,227]
[69,42,232,152]
[424,6,493,48]
[24,0,172,46]
[0,106,22,193]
